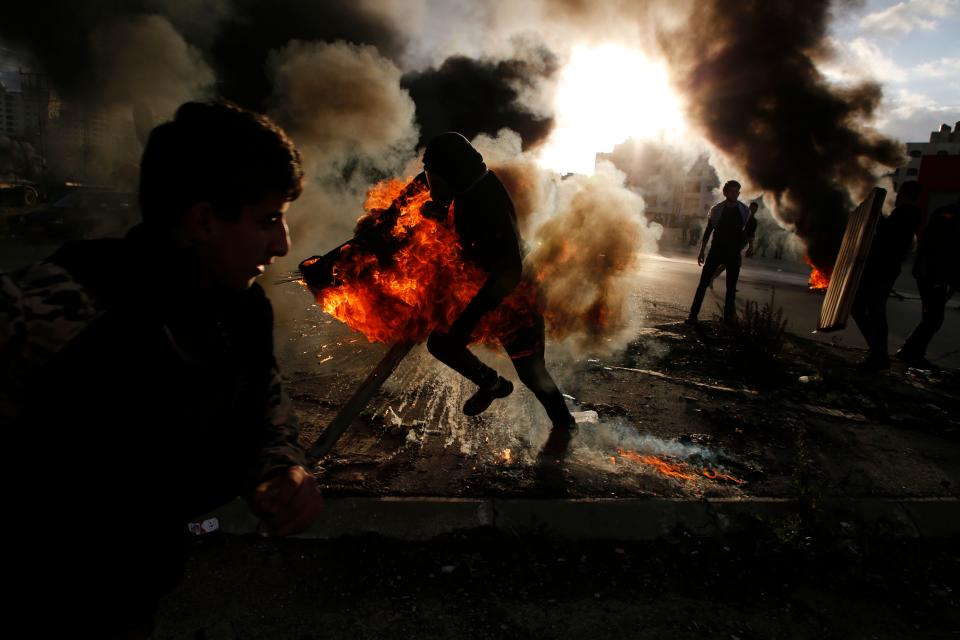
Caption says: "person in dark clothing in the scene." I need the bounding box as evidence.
[851,180,924,371]
[418,132,577,457]
[711,200,758,287]
[686,180,755,324]
[895,197,960,368]
[1,101,323,636]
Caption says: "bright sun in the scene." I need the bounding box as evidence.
[537,44,687,175]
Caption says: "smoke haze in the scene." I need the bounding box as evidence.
[1,0,908,341]
[661,0,903,270]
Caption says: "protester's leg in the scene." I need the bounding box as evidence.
[851,287,876,350]
[427,292,500,386]
[502,317,572,426]
[711,264,725,288]
[852,277,891,369]
[872,286,891,357]
[900,280,949,359]
[724,256,741,320]
[689,251,723,319]
[504,317,576,459]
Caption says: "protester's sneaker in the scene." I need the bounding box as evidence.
[463,376,513,416]
[541,417,578,459]
[894,349,938,371]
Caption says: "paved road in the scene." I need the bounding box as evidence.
[2,233,955,369]
[637,247,959,369]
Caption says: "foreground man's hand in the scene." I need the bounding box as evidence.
[251,465,323,536]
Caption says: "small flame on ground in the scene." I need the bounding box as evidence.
[618,449,695,480]
[702,468,746,484]
[616,449,744,484]
[501,448,512,464]
[803,256,830,291]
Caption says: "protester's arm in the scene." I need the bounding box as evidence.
[744,216,758,257]
[248,363,323,536]
[699,221,714,266]
[246,291,322,536]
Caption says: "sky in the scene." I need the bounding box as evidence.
[826,0,960,142]
[0,0,957,172]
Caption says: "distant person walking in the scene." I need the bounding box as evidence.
[686,180,756,324]
[851,180,923,371]
[895,197,960,369]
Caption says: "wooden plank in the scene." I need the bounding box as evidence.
[818,187,887,332]
[308,341,415,461]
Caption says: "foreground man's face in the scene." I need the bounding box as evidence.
[203,192,291,290]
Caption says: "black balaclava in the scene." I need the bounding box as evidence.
[422,132,487,194]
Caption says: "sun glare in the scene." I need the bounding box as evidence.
[537,44,687,175]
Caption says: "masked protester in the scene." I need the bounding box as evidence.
[1,101,323,637]
[416,132,577,458]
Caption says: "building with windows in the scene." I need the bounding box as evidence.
[891,122,960,192]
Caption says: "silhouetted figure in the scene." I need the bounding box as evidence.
[851,180,923,371]
[419,132,576,457]
[711,200,758,287]
[686,180,755,324]
[0,102,322,636]
[896,198,960,368]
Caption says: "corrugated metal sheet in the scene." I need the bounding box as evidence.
[818,187,887,332]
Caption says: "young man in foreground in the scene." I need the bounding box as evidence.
[1,101,323,635]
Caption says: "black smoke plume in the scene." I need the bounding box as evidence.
[0,1,405,109]
[401,48,558,150]
[663,0,903,271]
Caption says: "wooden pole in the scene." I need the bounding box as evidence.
[308,341,415,461]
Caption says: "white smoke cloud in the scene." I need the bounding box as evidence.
[265,39,421,319]
[268,40,418,173]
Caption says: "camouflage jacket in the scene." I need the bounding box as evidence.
[1,231,308,511]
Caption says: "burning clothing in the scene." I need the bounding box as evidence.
[1,226,308,629]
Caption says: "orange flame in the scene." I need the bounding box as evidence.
[308,177,539,345]
[617,449,745,484]
[803,256,830,291]
[617,449,695,480]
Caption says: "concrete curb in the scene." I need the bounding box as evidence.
[207,496,960,540]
